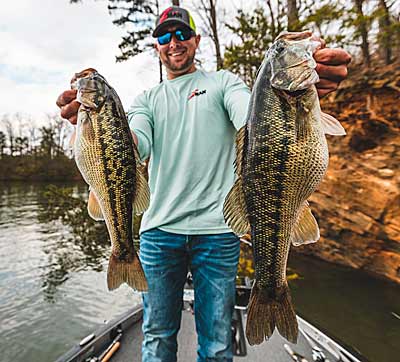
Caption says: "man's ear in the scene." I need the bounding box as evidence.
[154,43,160,53]
[195,34,201,48]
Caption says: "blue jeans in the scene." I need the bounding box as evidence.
[140,228,240,362]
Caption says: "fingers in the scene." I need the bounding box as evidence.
[314,48,351,98]
[56,89,77,107]
[316,88,332,98]
[316,63,348,83]
[316,78,339,90]
[69,113,78,125]
[60,100,80,124]
[316,78,339,98]
[314,48,351,66]
[56,89,80,125]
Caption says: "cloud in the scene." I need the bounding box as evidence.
[0,0,160,121]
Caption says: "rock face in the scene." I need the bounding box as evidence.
[294,62,400,284]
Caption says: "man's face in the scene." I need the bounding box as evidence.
[155,25,201,76]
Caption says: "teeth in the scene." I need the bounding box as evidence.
[170,51,184,57]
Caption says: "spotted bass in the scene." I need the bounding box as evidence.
[71,68,149,291]
[224,32,345,345]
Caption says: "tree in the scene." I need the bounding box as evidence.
[299,1,345,46]
[375,0,392,64]
[193,0,223,70]
[287,0,300,31]
[2,115,15,156]
[223,6,284,88]
[352,0,371,67]
[15,136,29,156]
[0,131,6,159]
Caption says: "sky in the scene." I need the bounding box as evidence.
[0,0,253,126]
[0,0,163,122]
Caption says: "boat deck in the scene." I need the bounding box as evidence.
[57,304,363,362]
[108,308,334,362]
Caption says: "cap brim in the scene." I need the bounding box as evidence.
[152,19,192,37]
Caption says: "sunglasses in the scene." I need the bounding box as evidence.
[157,28,195,45]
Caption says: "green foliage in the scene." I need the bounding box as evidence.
[0,154,81,181]
[223,7,283,88]
[300,3,346,46]
[107,0,158,62]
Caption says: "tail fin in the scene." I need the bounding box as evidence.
[246,283,298,345]
[107,252,148,291]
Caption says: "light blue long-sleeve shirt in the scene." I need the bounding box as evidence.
[128,69,250,234]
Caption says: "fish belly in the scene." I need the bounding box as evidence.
[74,106,136,261]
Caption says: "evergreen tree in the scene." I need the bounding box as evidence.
[223,6,284,88]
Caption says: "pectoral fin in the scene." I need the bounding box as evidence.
[290,201,320,246]
[133,144,150,214]
[80,113,96,142]
[223,177,250,236]
[223,125,250,236]
[88,189,104,221]
[321,112,346,136]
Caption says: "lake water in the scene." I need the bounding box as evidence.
[0,182,399,362]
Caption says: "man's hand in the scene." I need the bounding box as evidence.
[314,48,352,98]
[56,89,80,125]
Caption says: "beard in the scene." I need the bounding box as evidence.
[163,52,195,73]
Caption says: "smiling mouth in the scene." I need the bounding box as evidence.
[169,49,186,57]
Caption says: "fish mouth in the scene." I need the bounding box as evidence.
[276,31,313,42]
[71,68,98,89]
[287,66,319,92]
[271,63,319,92]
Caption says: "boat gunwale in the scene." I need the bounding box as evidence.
[55,304,143,362]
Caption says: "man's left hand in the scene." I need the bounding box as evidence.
[314,48,352,98]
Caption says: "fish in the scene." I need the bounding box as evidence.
[223,31,346,345]
[71,68,150,291]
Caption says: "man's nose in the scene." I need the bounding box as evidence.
[169,35,181,48]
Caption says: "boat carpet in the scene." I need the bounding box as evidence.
[113,308,316,362]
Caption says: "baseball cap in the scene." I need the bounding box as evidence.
[153,6,196,37]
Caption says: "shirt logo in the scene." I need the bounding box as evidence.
[188,88,207,100]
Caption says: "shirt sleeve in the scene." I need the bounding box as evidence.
[127,91,153,161]
[220,70,251,130]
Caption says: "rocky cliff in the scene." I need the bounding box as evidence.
[294,62,400,284]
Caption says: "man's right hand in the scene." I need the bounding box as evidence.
[56,88,139,147]
[56,89,80,125]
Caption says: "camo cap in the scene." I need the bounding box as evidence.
[153,6,196,37]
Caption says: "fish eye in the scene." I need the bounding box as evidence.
[274,42,285,54]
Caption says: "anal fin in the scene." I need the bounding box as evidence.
[290,201,320,246]
[88,189,104,221]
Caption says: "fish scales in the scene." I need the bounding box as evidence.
[223,31,345,346]
[73,68,150,291]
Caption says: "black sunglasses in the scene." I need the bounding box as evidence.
[157,28,195,45]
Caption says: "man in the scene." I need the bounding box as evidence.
[57,6,351,362]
